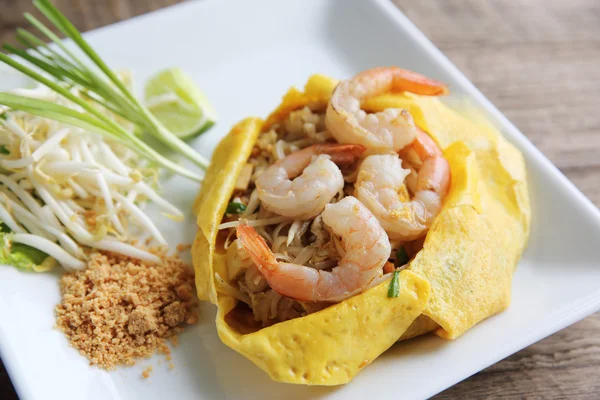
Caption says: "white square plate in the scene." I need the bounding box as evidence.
[2,0,600,399]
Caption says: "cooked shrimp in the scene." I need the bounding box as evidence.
[236,196,390,302]
[326,67,448,154]
[355,128,450,241]
[256,143,365,219]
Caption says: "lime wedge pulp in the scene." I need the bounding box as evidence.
[144,67,217,140]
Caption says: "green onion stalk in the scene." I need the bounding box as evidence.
[0,0,210,182]
[226,202,247,215]
[387,270,400,298]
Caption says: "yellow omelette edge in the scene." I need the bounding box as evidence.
[363,93,531,339]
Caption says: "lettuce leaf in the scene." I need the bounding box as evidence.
[0,223,48,271]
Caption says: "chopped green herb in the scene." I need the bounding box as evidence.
[395,246,409,267]
[226,202,247,214]
[0,113,6,121]
[388,270,400,298]
[0,145,9,154]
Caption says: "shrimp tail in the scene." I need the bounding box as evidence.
[390,68,449,96]
[317,143,366,165]
[352,67,448,96]
[236,222,278,274]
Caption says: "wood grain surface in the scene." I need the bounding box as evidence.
[1,0,599,399]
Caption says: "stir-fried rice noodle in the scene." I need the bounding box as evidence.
[219,106,422,327]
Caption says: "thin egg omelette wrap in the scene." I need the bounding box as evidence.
[362,93,531,338]
[192,74,530,384]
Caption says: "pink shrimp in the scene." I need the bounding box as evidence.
[256,143,365,219]
[236,196,391,302]
[326,66,449,154]
[355,128,450,241]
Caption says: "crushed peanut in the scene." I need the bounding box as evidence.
[163,301,186,327]
[55,250,198,370]
[142,366,153,379]
[176,243,191,253]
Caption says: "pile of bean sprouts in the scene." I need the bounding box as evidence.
[0,85,182,270]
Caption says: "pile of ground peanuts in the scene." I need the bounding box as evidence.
[55,249,198,371]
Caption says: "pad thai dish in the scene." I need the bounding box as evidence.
[192,67,530,385]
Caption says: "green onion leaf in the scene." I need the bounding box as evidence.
[395,246,409,267]
[388,270,400,298]
[226,202,247,214]
[0,146,9,154]
[0,93,202,182]
[0,0,213,181]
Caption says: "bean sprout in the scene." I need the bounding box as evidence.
[12,233,85,270]
[0,85,183,270]
[218,216,289,230]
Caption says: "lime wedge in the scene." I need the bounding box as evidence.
[144,67,217,140]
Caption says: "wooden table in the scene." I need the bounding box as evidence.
[1,0,599,398]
